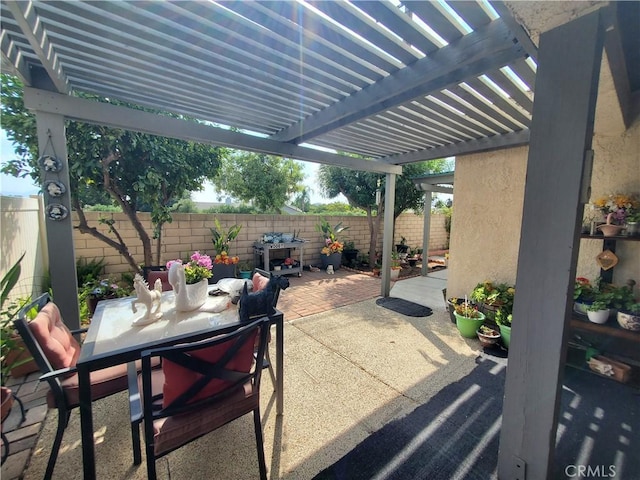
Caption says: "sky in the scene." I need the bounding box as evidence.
[0,129,341,204]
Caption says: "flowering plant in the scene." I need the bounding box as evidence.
[321,238,344,255]
[213,251,239,265]
[454,301,482,318]
[592,193,639,225]
[84,278,128,299]
[166,251,213,284]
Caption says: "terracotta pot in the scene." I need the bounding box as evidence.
[1,387,14,423]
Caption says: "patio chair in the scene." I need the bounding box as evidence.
[250,268,287,386]
[129,317,270,480]
[14,293,143,479]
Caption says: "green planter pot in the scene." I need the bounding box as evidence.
[454,311,486,338]
[499,324,511,348]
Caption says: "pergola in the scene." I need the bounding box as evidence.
[2,2,638,479]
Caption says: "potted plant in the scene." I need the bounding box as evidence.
[390,251,402,280]
[586,298,611,324]
[210,218,242,283]
[80,277,130,316]
[1,254,36,384]
[453,301,485,338]
[166,251,214,311]
[477,324,501,347]
[617,300,640,331]
[446,296,465,324]
[470,281,515,322]
[238,260,253,279]
[342,240,359,267]
[495,308,513,348]
[316,219,348,271]
[573,277,596,314]
[395,236,409,254]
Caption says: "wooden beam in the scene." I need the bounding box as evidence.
[22,88,402,175]
[272,19,525,144]
[385,130,530,164]
[5,1,68,93]
[498,10,605,480]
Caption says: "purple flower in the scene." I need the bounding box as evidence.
[190,251,213,270]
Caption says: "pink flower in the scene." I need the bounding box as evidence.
[166,259,183,270]
[190,251,213,270]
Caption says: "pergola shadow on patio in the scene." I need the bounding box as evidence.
[19,272,639,479]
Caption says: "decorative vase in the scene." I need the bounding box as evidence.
[454,311,486,338]
[239,270,251,279]
[321,252,342,270]
[597,213,624,237]
[390,268,400,280]
[168,263,209,312]
[176,279,208,312]
[617,311,640,331]
[625,222,638,237]
[499,324,511,349]
[587,308,610,324]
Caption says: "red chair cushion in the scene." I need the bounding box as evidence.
[252,273,269,292]
[29,303,80,371]
[162,331,258,408]
[147,271,172,291]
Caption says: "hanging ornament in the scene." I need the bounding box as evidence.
[44,180,66,197]
[46,204,68,221]
[39,155,62,173]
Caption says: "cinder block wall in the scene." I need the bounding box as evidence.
[72,212,449,276]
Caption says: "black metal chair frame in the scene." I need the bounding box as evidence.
[129,317,270,480]
[15,293,140,479]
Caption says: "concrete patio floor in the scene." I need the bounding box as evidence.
[5,266,487,479]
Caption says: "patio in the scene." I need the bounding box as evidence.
[3,268,464,479]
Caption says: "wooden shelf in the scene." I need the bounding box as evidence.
[570,316,640,342]
[580,233,640,241]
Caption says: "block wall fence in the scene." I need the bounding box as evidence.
[72,212,449,275]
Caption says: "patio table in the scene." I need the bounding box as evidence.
[76,291,284,479]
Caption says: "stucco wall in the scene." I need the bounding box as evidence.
[72,212,448,275]
[446,147,528,297]
[447,57,640,298]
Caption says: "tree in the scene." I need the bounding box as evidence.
[1,74,225,273]
[214,152,304,213]
[291,187,311,212]
[318,159,450,266]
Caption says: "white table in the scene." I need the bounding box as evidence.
[76,290,284,479]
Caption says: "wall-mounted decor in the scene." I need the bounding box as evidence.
[44,180,66,197]
[39,155,62,172]
[46,204,68,221]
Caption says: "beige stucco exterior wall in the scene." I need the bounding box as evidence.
[446,53,640,298]
[446,146,528,297]
[72,212,448,276]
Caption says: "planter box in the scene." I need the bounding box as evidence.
[5,337,38,378]
[587,355,631,383]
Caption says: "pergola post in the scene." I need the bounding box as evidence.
[421,191,432,277]
[380,172,397,297]
[34,111,80,330]
[498,10,604,480]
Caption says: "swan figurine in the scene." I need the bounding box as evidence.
[168,262,208,311]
